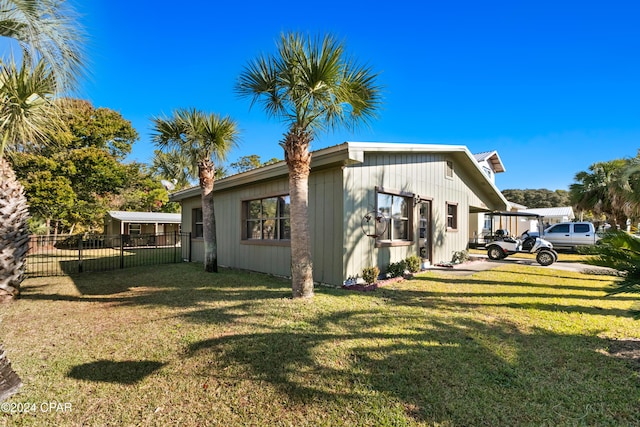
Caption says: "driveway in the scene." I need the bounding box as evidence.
[426,255,618,276]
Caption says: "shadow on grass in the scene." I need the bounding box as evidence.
[186,308,639,425]
[18,263,640,424]
[67,360,165,384]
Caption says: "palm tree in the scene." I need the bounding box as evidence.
[0,0,84,301]
[236,32,381,298]
[0,58,57,300]
[570,159,629,227]
[152,108,239,272]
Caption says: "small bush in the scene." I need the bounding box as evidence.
[405,255,421,273]
[387,260,407,278]
[361,266,380,285]
[451,250,469,264]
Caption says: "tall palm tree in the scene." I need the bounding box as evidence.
[236,32,381,298]
[152,108,239,272]
[0,0,84,403]
[0,0,84,301]
[0,58,56,300]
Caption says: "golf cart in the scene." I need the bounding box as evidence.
[484,211,558,266]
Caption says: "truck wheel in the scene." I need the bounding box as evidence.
[487,246,504,260]
[536,250,555,266]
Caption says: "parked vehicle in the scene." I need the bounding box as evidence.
[485,211,558,266]
[522,221,601,251]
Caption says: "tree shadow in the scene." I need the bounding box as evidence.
[67,360,165,384]
[185,307,639,424]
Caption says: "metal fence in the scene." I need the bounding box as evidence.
[26,232,192,277]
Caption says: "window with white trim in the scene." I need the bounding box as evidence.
[129,223,141,235]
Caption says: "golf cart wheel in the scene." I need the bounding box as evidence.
[487,246,504,260]
[536,250,555,266]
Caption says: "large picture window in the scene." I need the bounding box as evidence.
[244,195,291,240]
[377,191,411,241]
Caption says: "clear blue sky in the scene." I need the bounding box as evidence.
[77,0,640,191]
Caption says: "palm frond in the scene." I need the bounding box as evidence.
[0,0,86,93]
[0,57,58,157]
[236,31,382,141]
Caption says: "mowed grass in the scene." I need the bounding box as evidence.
[1,263,639,426]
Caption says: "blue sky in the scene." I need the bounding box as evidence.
[77,1,640,191]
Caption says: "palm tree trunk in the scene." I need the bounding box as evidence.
[0,157,30,301]
[283,128,314,298]
[199,159,218,273]
[0,344,22,402]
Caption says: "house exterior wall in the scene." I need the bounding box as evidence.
[181,167,345,285]
[342,152,480,279]
[175,144,507,287]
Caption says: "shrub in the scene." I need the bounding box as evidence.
[451,250,469,264]
[361,266,380,285]
[405,255,421,273]
[387,260,407,278]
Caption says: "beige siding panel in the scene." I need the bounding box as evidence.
[180,167,345,285]
[342,152,478,277]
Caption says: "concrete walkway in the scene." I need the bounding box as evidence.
[425,255,619,276]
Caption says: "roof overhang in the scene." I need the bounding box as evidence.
[170,142,510,211]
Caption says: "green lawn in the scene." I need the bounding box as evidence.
[1,263,638,426]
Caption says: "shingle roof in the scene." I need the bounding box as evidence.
[107,211,181,223]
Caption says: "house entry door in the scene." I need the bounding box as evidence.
[418,201,432,265]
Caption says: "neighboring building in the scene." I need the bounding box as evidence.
[519,206,575,226]
[170,142,509,287]
[104,211,181,236]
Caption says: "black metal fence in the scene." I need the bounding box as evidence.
[26,232,191,277]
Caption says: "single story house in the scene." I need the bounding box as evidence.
[170,142,509,286]
[104,211,181,245]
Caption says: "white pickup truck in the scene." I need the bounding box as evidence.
[524,222,601,251]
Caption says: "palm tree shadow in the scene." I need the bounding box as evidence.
[67,360,165,384]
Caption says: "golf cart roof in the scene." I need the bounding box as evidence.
[487,211,544,219]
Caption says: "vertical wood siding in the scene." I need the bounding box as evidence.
[180,150,499,286]
[342,152,479,279]
[183,168,345,286]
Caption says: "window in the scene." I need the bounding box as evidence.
[445,160,454,178]
[244,195,291,240]
[129,223,141,235]
[446,202,458,230]
[548,224,569,233]
[574,224,590,233]
[482,165,493,180]
[377,191,411,241]
[192,208,203,238]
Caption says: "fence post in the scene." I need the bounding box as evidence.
[188,232,192,262]
[120,234,125,269]
[78,235,83,273]
[174,231,178,263]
